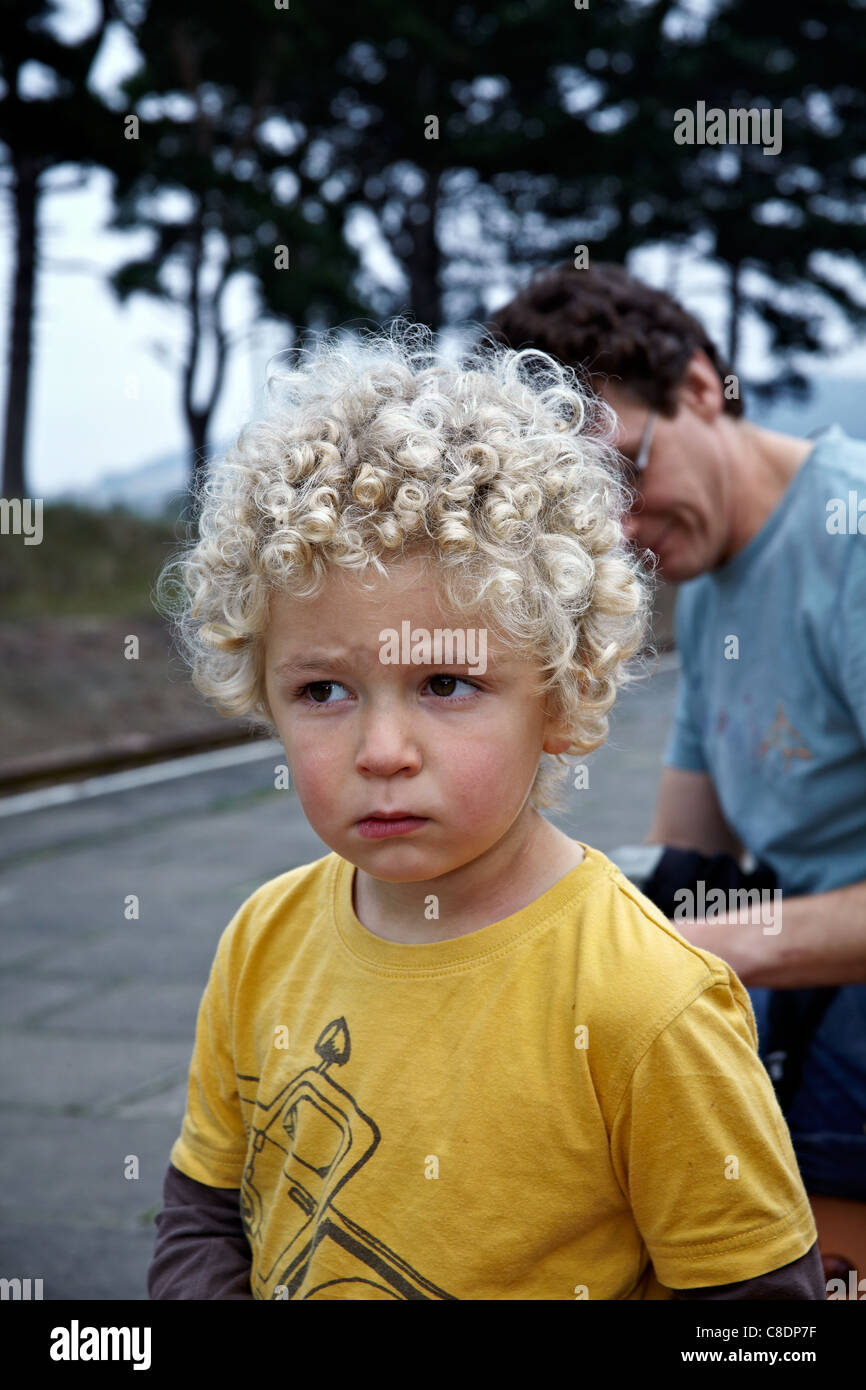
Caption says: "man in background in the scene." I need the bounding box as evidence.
[486,261,866,1284]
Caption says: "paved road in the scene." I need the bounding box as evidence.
[0,651,679,1300]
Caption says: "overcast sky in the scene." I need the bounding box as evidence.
[2,0,865,499]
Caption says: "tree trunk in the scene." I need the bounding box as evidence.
[188,410,209,511]
[404,59,442,330]
[182,206,207,517]
[727,259,742,376]
[406,165,443,329]
[182,208,232,521]
[2,153,39,500]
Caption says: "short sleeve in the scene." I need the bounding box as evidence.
[663,670,708,771]
[664,592,708,771]
[170,926,249,1189]
[610,973,817,1291]
[832,533,866,743]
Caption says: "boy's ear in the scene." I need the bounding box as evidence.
[542,702,574,756]
[543,728,574,756]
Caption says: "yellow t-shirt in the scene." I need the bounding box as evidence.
[170,843,816,1300]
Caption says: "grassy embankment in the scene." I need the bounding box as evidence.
[0,504,247,768]
[0,502,185,620]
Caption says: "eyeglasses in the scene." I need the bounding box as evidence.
[634,409,657,473]
[619,408,657,481]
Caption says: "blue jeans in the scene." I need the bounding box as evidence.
[751,984,866,1201]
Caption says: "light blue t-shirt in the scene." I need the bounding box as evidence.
[665,424,866,898]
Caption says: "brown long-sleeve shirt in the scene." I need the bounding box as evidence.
[147,1163,827,1301]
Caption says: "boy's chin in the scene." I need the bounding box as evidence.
[352,848,468,885]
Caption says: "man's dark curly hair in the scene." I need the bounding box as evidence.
[484,261,744,419]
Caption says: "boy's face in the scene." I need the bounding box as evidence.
[263,553,573,883]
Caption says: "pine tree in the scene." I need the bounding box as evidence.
[108,0,368,498]
[0,0,117,499]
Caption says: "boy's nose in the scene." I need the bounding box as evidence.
[355,710,422,777]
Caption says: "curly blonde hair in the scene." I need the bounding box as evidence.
[158,320,654,813]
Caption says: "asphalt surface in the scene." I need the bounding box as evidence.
[0,650,679,1300]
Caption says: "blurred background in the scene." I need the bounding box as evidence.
[1,0,865,1298]
[2,0,866,782]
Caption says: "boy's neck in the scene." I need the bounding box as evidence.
[351,815,585,946]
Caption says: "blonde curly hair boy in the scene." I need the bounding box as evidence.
[167,320,649,815]
[148,323,821,1303]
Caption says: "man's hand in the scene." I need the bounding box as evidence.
[669,880,866,987]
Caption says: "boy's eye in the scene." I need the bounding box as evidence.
[294,676,478,705]
[427,674,476,699]
[299,681,349,704]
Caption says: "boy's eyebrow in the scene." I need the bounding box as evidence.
[271,652,360,677]
[271,647,505,677]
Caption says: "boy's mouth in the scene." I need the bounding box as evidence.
[356,812,429,839]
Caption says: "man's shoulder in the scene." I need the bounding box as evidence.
[671,574,710,642]
[806,423,866,488]
[675,425,866,633]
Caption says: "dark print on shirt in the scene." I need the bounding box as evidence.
[238,1016,456,1300]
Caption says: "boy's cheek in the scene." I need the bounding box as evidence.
[289,750,343,792]
[288,777,344,830]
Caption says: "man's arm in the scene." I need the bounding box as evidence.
[646,769,866,986]
[671,878,866,988]
[147,1163,254,1300]
[647,767,744,860]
